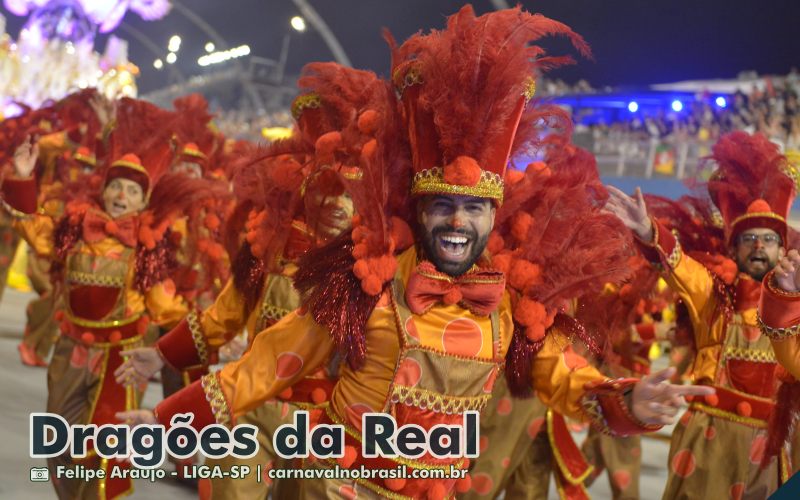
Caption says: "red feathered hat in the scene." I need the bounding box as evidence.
[707,132,797,245]
[389,5,590,204]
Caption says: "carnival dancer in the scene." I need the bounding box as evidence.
[606,131,796,498]
[119,6,711,499]
[115,63,379,499]
[1,97,225,500]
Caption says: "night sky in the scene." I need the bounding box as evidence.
[2,0,798,94]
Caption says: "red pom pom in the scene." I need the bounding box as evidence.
[443,156,482,187]
[747,199,772,214]
[427,482,447,500]
[81,332,95,344]
[358,109,379,135]
[362,274,383,296]
[360,139,378,162]
[250,243,265,258]
[508,259,542,291]
[138,227,156,250]
[54,310,64,322]
[109,330,122,343]
[315,131,342,156]
[104,220,119,235]
[491,252,512,275]
[310,388,327,405]
[352,242,369,260]
[278,387,293,400]
[704,394,719,407]
[204,213,220,231]
[353,259,370,280]
[443,288,463,305]
[207,243,224,260]
[487,232,504,254]
[526,161,551,178]
[736,401,752,417]
[511,212,534,242]
[338,445,358,468]
[390,217,414,251]
[385,477,406,492]
[351,226,367,242]
[505,168,525,185]
[514,297,552,336]
[376,254,398,281]
[455,473,472,493]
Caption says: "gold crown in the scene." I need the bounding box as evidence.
[291,93,322,119]
[411,166,504,202]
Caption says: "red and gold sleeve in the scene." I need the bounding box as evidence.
[155,278,249,371]
[531,328,661,436]
[638,218,717,345]
[1,176,55,257]
[155,310,334,429]
[759,270,800,380]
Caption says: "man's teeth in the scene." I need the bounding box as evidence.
[441,235,468,244]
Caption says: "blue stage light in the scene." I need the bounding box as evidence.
[715,96,727,108]
[671,100,683,112]
[627,101,639,112]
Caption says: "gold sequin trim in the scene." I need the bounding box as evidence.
[67,271,125,288]
[580,390,612,436]
[411,166,504,202]
[186,310,209,366]
[730,211,786,230]
[393,65,424,95]
[689,402,767,429]
[390,385,491,414]
[757,314,800,340]
[65,310,142,329]
[201,373,231,427]
[662,230,682,269]
[259,302,292,326]
[723,346,776,363]
[291,93,321,119]
[523,77,537,101]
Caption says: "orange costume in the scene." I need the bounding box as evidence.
[153,7,660,499]
[639,132,796,499]
[0,97,228,500]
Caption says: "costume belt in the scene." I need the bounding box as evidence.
[688,385,774,428]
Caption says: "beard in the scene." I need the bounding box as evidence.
[736,249,778,281]
[420,225,489,277]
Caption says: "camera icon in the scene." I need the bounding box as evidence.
[30,467,49,482]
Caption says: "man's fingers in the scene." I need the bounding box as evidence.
[671,385,715,397]
[647,402,678,417]
[635,187,647,212]
[645,367,676,386]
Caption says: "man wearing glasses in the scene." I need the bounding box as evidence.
[606,131,795,499]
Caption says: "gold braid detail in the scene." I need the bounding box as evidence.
[67,271,125,287]
[201,373,231,427]
[186,311,209,365]
[757,314,800,340]
[723,345,776,363]
[411,166,504,202]
[689,402,767,429]
[663,230,682,268]
[390,385,491,414]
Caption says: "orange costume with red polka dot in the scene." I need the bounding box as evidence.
[637,132,796,499]
[0,97,234,500]
[153,7,663,499]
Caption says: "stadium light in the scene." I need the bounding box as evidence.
[166,52,177,64]
[153,59,164,69]
[205,42,215,53]
[671,100,683,112]
[627,101,639,113]
[715,96,727,108]
[198,45,251,67]
[291,16,307,32]
[168,35,181,53]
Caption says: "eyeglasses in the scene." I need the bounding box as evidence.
[738,233,781,247]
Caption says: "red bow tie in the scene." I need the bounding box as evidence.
[82,210,138,247]
[405,261,505,316]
